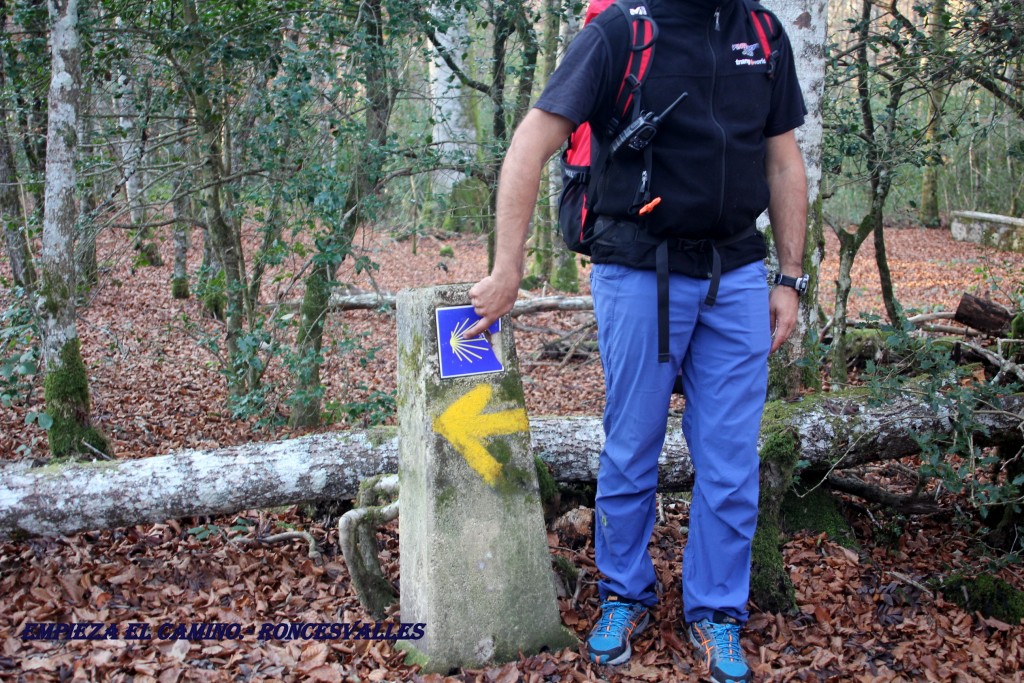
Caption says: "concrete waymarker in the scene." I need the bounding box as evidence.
[396,285,576,672]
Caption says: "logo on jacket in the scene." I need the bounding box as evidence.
[732,42,766,67]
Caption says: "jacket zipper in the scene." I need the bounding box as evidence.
[708,7,727,230]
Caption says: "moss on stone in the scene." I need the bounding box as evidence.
[497,371,527,407]
[134,241,164,268]
[202,289,226,321]
[43,338,111,458]
[436,484,457,511]
[490,439,514,466]
[494,463,534,499]
[940,573,1024,623]
[1011,314,1024,340]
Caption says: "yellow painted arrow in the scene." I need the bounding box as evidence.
[432,384,529,486]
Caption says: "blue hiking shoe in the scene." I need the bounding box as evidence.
[587,595,650,665]
[688,612,752,683]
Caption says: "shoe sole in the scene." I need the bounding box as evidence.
[589,612,650,666]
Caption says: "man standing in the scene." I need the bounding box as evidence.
[465,0,808,680]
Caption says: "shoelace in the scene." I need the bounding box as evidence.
[703,622,744,663]
[599,601,640,634]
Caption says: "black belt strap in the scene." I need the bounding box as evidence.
[656,240,670,362]
[651,223,759,363]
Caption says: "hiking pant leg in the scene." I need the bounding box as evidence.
[680,260,771,624]
[590,263,696,606]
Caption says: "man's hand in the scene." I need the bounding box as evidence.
[464,272,520,338]
[768,285,800,354]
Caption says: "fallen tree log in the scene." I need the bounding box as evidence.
[954,292,1014,336]
[297,292,597,317]
[1,391,1021,540]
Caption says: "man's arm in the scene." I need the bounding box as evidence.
[764,129,808,354]
[464,109,576,338]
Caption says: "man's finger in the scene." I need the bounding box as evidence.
[462,316,493,339]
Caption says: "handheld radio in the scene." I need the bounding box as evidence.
[610,90,689,155]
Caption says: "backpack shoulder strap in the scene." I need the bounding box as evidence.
[742,0,782,77]
[606,0,658,134]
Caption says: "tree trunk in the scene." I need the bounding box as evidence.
[4,391,1021,540]
[76,86,97,290]
[428,3,475,195]
[113,22,161,267]
[289,0,393,428]
[954,292,1013,337]
[37,0,108,458]
[0,14,35,291]
[874,220,906,328]
[763,0,828,399]
[170,109,191,300]
[0,121,34,290]
[179,0,249,395]
[528,0,562,288]
[829,218,872,386]
[919,0,947,228]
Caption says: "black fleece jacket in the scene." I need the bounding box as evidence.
[536,0,806,276]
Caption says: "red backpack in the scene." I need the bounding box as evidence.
[558,0,657,255]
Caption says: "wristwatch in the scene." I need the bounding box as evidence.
[773,272,809,296]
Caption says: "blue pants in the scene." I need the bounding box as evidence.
[590,260,771,625]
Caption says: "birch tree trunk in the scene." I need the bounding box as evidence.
[37,0,109,458]
[428,4,475,194]
[76,86,98,289]
[764,0,828,399]
[112,15,161,266]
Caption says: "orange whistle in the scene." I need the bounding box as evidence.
[639,197,662,215]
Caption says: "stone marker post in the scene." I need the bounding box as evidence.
[396,284,575,672]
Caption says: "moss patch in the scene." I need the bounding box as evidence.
[940,574,1024,624]
[171,277,190,300]
[781,484,858,550]
[43,338,111,458]
[750,412,802,613]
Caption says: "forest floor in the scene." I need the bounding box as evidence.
[2,224,1024,682]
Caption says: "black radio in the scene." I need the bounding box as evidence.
[610,90,688,155]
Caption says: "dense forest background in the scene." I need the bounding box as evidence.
[1,0,1024,679]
